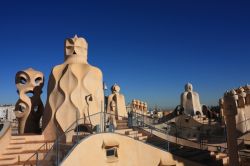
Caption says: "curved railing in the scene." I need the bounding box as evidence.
[132,111,226,138]
[23,112,102,166]
[131,111,228,151]
[23,140,53,165]
[39,112,102,165]
[132,111,250,159]
[29,111,131,165]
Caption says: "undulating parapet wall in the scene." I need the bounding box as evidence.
[220,85,250,133]
[42,35,104,142]
[61,133,201,166]
[14,68,44,134]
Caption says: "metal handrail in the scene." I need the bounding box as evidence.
[132,111,228,151]
[39,112,110,165]
[23,140,53,165]
[132,111,226,138]
[39,112,123,163]
[23,112,102,166]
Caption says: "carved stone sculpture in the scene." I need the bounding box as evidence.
[107,84,127,128]
[221,90,239,166]
[221,85,250,133]
[180,83,202,116]
[244,85,250,105]
[142,102,148,115]
[132,99,138,112]
[14,68,44,134]
[42,35,104,141]
[131,99,148,115]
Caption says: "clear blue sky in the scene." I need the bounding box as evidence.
[0,0,249,108]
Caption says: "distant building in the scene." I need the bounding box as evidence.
[0,105,16,122]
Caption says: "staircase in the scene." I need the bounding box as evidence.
[115,129,148,142]
[116,118,129,130]
[36,133,92,166]
[37,142,74,166]
[115,117,148,141]
[0,135,53,166]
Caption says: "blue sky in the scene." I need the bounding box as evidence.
[0,0,249,108]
